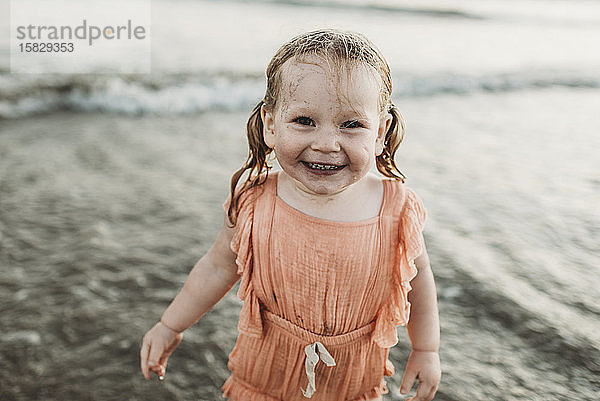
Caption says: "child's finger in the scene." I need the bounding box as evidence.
[400,368,418,395]
[140,341,151,379]
[147,342,165,376]
[150,363,166,378]
[408,377,438,401]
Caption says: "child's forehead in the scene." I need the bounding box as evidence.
[280,55,376,82]
[278,55,380,100]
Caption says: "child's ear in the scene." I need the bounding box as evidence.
[375,113,392,156]
[261,105,275,149]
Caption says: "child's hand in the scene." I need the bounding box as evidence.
[400,350,441,401]
[140,322,183,380]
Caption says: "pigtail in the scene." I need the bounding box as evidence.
[227,101,273,227]
[376,104,406,182]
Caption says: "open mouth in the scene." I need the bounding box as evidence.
[303,162,346,171]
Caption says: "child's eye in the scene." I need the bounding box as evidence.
[341,120,364,129]
[293,116,315,126]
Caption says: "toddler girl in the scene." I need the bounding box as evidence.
[140,29,441,401]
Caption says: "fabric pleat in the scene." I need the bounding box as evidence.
[372,187,426,349]
[226,186,263,338]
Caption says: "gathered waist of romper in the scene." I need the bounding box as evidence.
[261,309,376,347]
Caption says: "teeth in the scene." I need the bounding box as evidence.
[307,162,342,170]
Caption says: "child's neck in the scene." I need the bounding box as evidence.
[276,171,383,222]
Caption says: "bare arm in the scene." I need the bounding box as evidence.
[160,219,240,332]
[406,249,440,352]
[140,216,240,379]
[400,247,441,401]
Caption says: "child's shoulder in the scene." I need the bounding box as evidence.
[224,173,271,212]
[378,173,406,196]
[379,175,425,214]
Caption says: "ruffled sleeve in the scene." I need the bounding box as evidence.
[223,188,263,338]
[373,186,426,348]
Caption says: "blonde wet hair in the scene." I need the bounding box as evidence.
[228,29,406,226]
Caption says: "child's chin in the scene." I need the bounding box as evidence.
[300,179,350,197]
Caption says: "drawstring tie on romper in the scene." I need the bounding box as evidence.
[302,341,336,398]
[258,309,376,399]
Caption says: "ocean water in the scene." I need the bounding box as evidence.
[1,1,599,400]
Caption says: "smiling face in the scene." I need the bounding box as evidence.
[262,56,391,197]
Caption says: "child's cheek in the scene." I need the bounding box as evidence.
[349,145,376,168]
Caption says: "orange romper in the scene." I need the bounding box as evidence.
[222,172,426,401]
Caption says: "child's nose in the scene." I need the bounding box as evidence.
[310,128,341,153]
